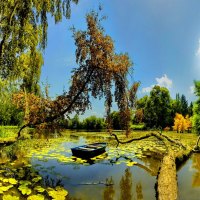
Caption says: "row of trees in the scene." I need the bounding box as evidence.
[134,85,193,129]
[59,115,105,130]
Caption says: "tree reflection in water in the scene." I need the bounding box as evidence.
[192,153,200,187]
[136,182,143,200]
[103,168,144,200]
[103,177,115,200]
[120,168,133,200]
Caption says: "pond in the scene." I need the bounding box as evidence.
[30,136,158,200]
[1,133,200,199]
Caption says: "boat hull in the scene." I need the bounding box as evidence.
[71,142,107,158]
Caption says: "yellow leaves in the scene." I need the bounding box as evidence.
[5,178,17,185]
[18,185,32,195]
[173,113,192,133]
[0,185,13,194]
[27,194,44,200]
[3,195,19,200]
[34,186,45,193]
[47,187,68,200]
[126,161,137,167]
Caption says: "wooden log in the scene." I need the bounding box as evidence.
[156,152,178,200]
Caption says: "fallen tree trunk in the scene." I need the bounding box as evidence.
[156,152,178,200]
[110,132,197,200]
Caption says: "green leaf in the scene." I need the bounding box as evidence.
[19,180,31,186]
[32,176,42,183]
[34,186,45,193]
[18,185,32,195]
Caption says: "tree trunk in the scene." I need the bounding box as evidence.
[156,152,178,200]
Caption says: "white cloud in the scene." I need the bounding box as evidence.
[196,39,200,56]
[190,85,195,94]
[155,74,172,89]
[141,85,154,93]
[141,74,173,93]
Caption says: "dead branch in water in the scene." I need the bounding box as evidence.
[110,132,187,150]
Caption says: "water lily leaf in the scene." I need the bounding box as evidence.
[32,176,42,183]
[27,194,44,200]
[34,186,45,193]
[0,185,13,194]
[126,161,137,167]
[8,178,18,185]
[18,185,32,195]
[19,180,31,186]
[3,195,19,200]
[2,178,9,183]
[48,187,68,200]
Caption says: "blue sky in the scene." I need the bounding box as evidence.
[41,0,200,118]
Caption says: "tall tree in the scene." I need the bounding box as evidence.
[14,11,135,137]
[180,94,188,116]
[144,85,172,129]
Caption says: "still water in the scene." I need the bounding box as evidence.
[29,136,200,200]
[30,136,157,200]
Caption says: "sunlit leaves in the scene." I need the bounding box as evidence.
[3,195,19,200]
[173,113,192,133]
[34,186,45,193]
[18,185,32,195]
[47,186,68,200]
[27,194,44,200]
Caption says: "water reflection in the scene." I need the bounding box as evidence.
[103,177,115,200]
[120,168,133,200]
[136,183,143,200]
[192,153,200,187]
[178,153,200,200]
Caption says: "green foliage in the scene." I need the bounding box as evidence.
[0,0,79,81]
[0,81,23,125]
[130,123,146,130]
[0,126,17,138]
[109,111,121,130]
[192,81,200,134]
[82,115,105,130]
[171,93,191,117]
[143,86,172,129]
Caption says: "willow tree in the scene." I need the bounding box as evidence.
[15,11,137,137]
[0,0,79,92]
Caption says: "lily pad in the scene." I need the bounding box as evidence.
[0,185,13,194]
[32,176,42,183]
[8,178,18,185]
[47,186,68,200]
[3,195,19,200]
[18,185,32,195]
[34,186,45,193]
[19,180,31,186]
[27,194,44,200]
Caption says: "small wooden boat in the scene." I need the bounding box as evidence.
[71,142,107,158]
